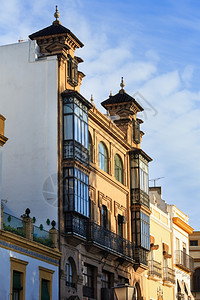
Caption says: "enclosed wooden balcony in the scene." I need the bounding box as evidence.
[131,188,150,208]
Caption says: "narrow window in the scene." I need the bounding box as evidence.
[41,279,50,300]
[102,205,107,229]
[39,266,54,300]
[13,271,23,300]
[66,260,73,287]
[114,154,123,183]
[118,214,124,238]
[83,264,95,298]
[89,132,93,162]
[99,142,108,173]
[140,212,150,250]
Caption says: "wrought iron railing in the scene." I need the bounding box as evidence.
[33,225,53,247]
[148,260,162,278]
[65,216,135,260]
[3,212,26,237]
[88,222,134,260]
[131,188,150,208]
[175,250,194,272]
[163,267,175,284]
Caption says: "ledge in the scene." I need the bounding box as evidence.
[0,230,61,265]
[173,217,193,234]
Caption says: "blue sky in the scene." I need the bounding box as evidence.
[1,0,200,229]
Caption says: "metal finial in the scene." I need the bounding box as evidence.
[120,77,125,89]
[54,5,60,21]
[109,91,113,97]
[90,94,94,104]
[107,110,110,117]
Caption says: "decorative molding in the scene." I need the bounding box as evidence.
[98,191,112,212]
[0,238,59,265]
[114,201,126,218]
[173,217,193,234]
[89,186,96,204]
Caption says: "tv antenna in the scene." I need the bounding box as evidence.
[149,177,165,187]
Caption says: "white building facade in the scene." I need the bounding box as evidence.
[0,40,58,228]
[168,205,194,300]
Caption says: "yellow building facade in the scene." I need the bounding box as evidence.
[28,8,153,299]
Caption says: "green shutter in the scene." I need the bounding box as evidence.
[41,279,50,300]
[13,271,22,290]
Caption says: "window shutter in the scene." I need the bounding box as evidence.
[13,271,23,290]
[41,279,50,300]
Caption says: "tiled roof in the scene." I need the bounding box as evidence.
[29,23,84,47]
[101,91,143,111]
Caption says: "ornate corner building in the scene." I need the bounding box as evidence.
[0,8,152,300]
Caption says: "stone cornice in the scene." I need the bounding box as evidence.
[89,108,131,150]
[173,217,193,234]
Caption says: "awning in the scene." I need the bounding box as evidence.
[185,282,193,298]
[177,279,184,295]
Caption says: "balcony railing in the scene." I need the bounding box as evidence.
[131,188,150,208]
[148,260,162,278]
[3,212,54,248]
[88,222,134,260]
[175,250,194,272]
[163,267,175,284]
[3,212,26,238]
[33,225,53,247]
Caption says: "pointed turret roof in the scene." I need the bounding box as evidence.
[101,77,144,112]
[29,6,84,48]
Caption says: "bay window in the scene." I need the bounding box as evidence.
[63,167,89,218]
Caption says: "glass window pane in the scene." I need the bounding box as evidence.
[64,103,73,114]
[99,142,108,173]
[64,115,73,140]
[82,121,85,146]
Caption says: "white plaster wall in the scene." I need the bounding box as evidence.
[173,224,192,294]
[0,40,58,228]
[0,147,2,229]
[0,246,59,299]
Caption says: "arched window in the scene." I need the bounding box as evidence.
[89,132,93,162]
[99,142,108,173]
[193,268,200,291]
[66,259,73,287]
[114,154,123,183]
[65,258,77,288]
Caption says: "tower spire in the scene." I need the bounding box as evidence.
[53,5,61,25]
[119,77,126,93]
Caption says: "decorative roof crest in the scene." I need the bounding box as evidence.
[53,5,61,25]
[119,77,126,93]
